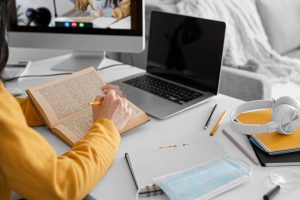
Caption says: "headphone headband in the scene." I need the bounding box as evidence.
[231,99,274,124]
[232,99,274,118]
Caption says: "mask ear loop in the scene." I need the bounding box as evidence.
[231,157,253,176]
[136,187,141,200]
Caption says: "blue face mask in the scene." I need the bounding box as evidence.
[154,158,252,200]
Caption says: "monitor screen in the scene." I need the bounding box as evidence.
[147,11,225,95]
[9,0,142,36]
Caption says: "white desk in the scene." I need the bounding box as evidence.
[5,56,300,200]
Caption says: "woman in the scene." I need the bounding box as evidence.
[0,0,132,199]
[75,0,131,20]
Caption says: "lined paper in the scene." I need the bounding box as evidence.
[126,140,227,188]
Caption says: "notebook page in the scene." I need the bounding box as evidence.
[92,17,118,28]
[127,140,227,188]
[109,16,131,29]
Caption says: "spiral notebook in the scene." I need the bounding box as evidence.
[125,141,227,196]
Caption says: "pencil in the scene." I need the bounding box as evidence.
[222,129,260,165]
[210,110,227,136]
[90,101,102,106]
[204,104,218,130]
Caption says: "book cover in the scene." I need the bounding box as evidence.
[237,109,300,155]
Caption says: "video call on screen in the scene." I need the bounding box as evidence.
[15,0,132,30]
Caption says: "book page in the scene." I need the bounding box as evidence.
[53,109,93,146]
[92,17,118,28]
[54,102,149,146]
[27,67,104,127]
[109,16,131,29]
[121,101,149,133]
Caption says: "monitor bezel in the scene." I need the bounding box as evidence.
[8,0,143,36]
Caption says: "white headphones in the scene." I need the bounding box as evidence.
[231,96,300,135]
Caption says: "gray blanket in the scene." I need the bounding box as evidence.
[176,0,300,84]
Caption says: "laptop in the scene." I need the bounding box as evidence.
[112,11,226,119]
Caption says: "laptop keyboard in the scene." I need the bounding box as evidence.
[123,75,203,105]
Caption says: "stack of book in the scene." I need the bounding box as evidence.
[237,109,300,167]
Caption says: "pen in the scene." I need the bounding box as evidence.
[160,145,177,149]
[222,129,260,165]
[210,110,227,136]
[159,144,189,149]
[90,101,102,106]
[263,185,280,200]
[204,104,218,130]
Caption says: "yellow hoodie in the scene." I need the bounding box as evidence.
[0,82,120,200]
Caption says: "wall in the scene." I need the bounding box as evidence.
[8,47,71,63]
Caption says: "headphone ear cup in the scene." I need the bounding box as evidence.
[273,104,299,134]
[273,96,300,111]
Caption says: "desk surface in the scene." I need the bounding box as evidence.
[5,56,300,200]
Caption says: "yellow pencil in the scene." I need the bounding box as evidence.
[90,101,102,106]
[210,110,227,136]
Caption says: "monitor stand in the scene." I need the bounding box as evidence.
[52,51,105,71]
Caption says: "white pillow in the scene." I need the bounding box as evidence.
[256,0,300,54]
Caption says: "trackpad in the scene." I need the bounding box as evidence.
[126,90,178,118]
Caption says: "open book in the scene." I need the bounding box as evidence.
[27,67,149,146]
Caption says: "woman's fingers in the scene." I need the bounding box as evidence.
[102,84,120,90]
[102,84,125,97]
[104,89,117,101]
[95,95,104,102]
[92,90,132,131]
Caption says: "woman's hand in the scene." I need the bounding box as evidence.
[102,84,126,98]
[92,89,132,132]
[91,9,104,17]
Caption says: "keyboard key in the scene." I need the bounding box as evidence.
[124,75,204,105]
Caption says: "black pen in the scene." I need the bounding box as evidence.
[263,185,280,200]
[204,104,217,130]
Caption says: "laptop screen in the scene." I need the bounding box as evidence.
[147,11,226,95]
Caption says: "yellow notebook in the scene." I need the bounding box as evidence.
[237,109,300,155]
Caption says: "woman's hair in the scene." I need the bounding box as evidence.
[0,0,10,79]
[105,0,120,7]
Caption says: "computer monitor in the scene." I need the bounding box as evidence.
[8,0,144,71]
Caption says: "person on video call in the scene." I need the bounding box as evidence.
[74,0,131,19]
[0,1,133,199]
